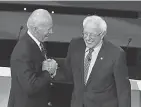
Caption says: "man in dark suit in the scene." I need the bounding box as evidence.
[8,9,55,107]
[52,15,131,107]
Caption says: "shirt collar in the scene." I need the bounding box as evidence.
[27,30,40,48]
[85,40,103,52]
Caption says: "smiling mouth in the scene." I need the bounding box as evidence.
[86,41,94,44]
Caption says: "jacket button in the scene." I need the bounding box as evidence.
[48,102,52,106]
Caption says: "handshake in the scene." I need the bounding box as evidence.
[42,59,58,77]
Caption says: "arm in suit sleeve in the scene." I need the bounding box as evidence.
[54,40,73,83]
[113,51,131,107]
[11,54,51,96]
[64,40,73,83]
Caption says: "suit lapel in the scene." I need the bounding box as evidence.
[86,40,106,87]
[23,32,44,60]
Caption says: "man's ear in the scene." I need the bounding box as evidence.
[29,26,36,33]
[34,26,41,35]
[34,26,38,32]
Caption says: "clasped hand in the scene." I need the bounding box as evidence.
[42,59,58,76]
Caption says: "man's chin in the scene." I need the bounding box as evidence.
[85,42,93,47]
[86,44,94,48]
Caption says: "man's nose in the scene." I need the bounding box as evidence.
[86,34,91,40]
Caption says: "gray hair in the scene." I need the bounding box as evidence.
[83,15,107,32]
[27,9,52,30]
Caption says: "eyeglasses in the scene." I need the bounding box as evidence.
[82,31,103,39]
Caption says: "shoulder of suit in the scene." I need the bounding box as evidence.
[16,36,31,50]
[11,36,32,60]
[70,37,83,45]
[105,39,125,56]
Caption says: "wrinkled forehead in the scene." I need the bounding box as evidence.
[37,23,53,32]
[83,22,102,33]
[39,19,53,26]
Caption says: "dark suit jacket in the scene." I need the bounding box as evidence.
[61,37,131,107]
[8,33,52,107]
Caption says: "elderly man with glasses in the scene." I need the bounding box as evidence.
[53,15,131,107]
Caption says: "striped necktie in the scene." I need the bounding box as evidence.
[84,48,94,85]
[40,42,47,60]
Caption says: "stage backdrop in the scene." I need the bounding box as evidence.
[0,11,141,47]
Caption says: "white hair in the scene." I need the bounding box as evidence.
[83,15,107,32]
[27,9,52,30]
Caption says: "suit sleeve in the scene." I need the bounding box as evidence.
[54,40,73,83]
[64,40,73,83]
[113,51,131,107]
[11,51,51,96]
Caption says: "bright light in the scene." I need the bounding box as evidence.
[24,8,26,11]
[51,11,54,14]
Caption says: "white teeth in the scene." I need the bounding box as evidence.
[87,41,92,44]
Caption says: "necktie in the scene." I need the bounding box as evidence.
[84,48,94,85]
[40,42,47,60]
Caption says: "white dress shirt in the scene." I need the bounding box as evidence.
[84,41,103,82]
[27,30,41,51]
[27,30,56,78]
